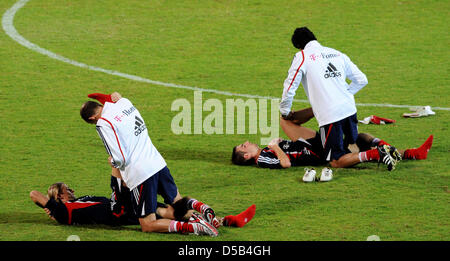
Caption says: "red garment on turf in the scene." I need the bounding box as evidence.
[224,204,256,227]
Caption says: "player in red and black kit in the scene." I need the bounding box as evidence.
[232,108,325,168]
[232,136,325,169]
[258,137,325,169]
[30,176,256,230]
[232,108,433,169]
[30,177,140,226]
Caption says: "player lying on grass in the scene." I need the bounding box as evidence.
[30,175,256,234]
[30,177,141,226]
[232,108,432,169]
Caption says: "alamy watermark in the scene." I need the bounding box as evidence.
[171,91,279,144]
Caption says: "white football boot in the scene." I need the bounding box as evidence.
[189,213,219,237]
[303,168,317,183]
[319,167,333,182]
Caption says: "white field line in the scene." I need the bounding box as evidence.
[3,0,450,111]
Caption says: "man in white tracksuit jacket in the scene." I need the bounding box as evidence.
[80,92,219,236]
[279,27,399,170]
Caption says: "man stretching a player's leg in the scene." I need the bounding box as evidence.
[80,92,247,236]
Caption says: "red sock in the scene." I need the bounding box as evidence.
[359,148,380,162]
[223,205,256,228]
[403,135,433,160]
[378,140,390,146]
[88,93,113,105]
[372,138,390,146]
[169,220,194,233]
[403,149,415,160]
[188,199,209,214]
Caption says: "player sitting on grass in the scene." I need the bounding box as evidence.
[30,176,256,233]
[232,108,432,169]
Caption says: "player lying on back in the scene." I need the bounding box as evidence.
[30,175,255,234]
[232,108,432,169]
[30,177,140,226]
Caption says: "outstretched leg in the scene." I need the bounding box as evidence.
[280,117,317,141]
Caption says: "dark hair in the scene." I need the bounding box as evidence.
[172,196,190,220]
[291,27,317,49]
[231,146,254,166]
[80,101,102,124]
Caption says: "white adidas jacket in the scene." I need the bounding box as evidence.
[96,98,166,190]
[280,40,368,127]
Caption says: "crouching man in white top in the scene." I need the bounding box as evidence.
[80,92,220,236]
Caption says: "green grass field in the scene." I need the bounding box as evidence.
[0,0,448,241]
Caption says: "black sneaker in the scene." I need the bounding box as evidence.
[201,205,220,228]
[378,145,398,171]
[389,146,402,162]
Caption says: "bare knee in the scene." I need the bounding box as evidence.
[139,214,157,232]
[330,160,346,168]
[329,161,340,168]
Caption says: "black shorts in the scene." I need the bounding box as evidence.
[130,166,178,218]
[293,133,325,166]
[271,133,325,167]
[319,113,358,161]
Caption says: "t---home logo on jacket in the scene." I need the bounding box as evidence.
[134,116,147,136]
[324,63,341,78]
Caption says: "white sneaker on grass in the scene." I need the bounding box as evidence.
[303,168,317,183]
[319,167,333,182]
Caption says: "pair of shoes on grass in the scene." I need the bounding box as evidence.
[303,167,333,183]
